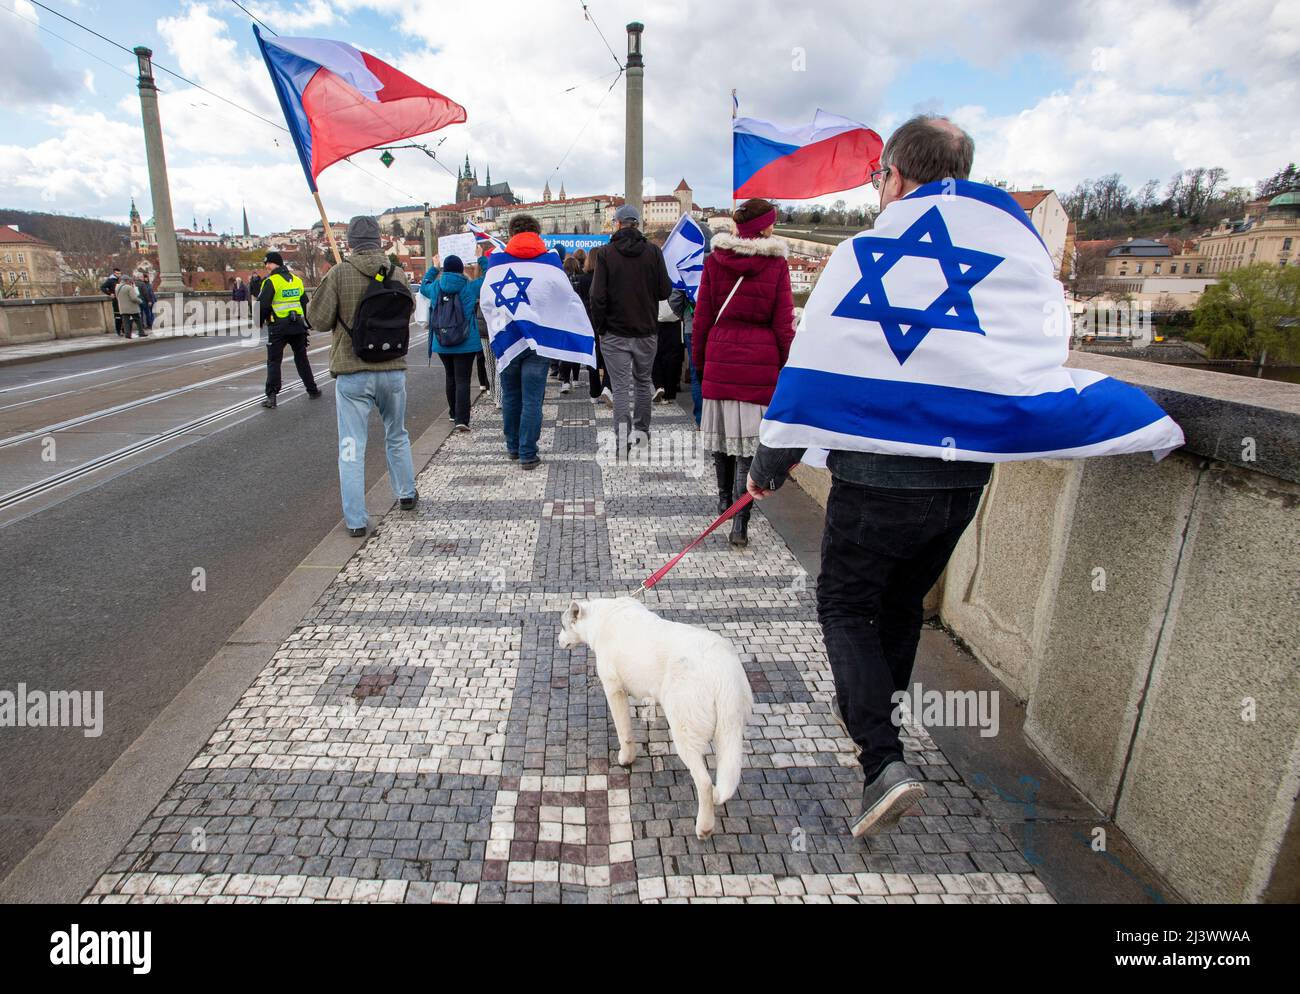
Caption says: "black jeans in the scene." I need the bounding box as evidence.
[476,348,489,389]
[652,322,684,399]
[440,352,477,426]
[266,332,317,396]
[817,480,984,778]
[591,338,611,397]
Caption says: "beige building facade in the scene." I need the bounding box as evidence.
[1196,192,1300,274]
[1,226,62,298]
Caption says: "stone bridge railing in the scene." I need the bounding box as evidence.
[0,290,319,346]
[792,353,1300,903]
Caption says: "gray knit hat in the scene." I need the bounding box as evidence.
[346,215,382,252]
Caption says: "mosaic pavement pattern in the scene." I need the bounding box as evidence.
[85,382,1053,904]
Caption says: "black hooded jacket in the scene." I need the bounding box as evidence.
[589,227,672,338]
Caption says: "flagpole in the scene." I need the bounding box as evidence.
[730,89,738,215]
[313,190,343,266]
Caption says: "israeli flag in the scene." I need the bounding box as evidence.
[761,180,1184,462]
[480,250,596,371]
[662,214,707,303]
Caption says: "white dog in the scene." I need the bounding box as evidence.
[558,597,754,839]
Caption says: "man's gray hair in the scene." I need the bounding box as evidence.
[509,213,542,236]
[882,116,975,185]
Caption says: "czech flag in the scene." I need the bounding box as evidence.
[733,110,882,201]
[254,26,466,191]
[467,220,506,254]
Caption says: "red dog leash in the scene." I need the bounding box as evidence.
[634,494,754,597]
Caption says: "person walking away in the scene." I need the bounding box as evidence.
[249,271,264,326]
[137,275,157,332]
[115,276,145,339]
[557,256,584,394]
[747,116,1183,839]
[691,198,795,548]
[472,255,500,409]
[480,213,595,471]
[669,227,711,426]
[306,215,419,538]
[421,254,484,432]
[652,299,684,404]
[590,204,672,451]
[101,268,122,335]
[231,277,250,324]
[578,248,612,406]
[258,251,320,409]
[467,258,492,397]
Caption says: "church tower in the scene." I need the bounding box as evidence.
[456,154,476,203]
[129,199,144,251]
[559,181,567,202]
[543,180,552,203]
[242,206,251,238]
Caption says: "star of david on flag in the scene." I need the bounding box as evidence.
[761,180,1184,463]
[491,269,533,315]
[833,206,1003,365]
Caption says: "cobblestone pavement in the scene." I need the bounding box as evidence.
[85,382,1054,904]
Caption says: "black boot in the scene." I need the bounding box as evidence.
[730,456,753,547]
[713,453,735,516]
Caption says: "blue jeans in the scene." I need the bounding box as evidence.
[684,332,702,425]
[335,370,417,530]
[499,350,550,462]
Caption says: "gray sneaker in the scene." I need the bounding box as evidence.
[851,761,925,838]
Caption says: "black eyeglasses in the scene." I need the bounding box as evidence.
[870,166,891,191]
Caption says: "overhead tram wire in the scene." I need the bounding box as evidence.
[228,0,276,36]
[578,0,624,71]
[548,71,622,183]
[26,0,431,204]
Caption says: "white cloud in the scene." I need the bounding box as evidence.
[0,0,82,102]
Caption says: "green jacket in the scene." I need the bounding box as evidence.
[307,250,410,377]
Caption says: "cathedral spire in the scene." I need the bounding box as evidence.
[242,206,250,238]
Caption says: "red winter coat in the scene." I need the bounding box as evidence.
[691,231,796,406]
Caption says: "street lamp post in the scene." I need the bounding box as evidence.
[423,202,434,269]
[134,47,185,295]
[625,23,645,220]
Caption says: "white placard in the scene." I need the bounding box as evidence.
[437,233,477,267]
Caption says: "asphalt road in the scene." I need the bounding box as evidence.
[0,332,448,881]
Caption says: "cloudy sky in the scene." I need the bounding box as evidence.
[1,0,1296,234]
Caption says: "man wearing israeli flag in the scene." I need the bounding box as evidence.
[480,213,596,470]
[748,116,1183,839]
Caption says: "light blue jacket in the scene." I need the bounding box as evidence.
[421,268,484,355]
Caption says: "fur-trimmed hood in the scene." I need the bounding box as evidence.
[709,230,789,258]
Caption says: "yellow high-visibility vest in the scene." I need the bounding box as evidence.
[267,272,306,321]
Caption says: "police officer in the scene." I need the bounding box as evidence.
[258,251,321,409]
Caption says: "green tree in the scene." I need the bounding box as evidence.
[1256,163,1299,199]
[1190,264,1300,364]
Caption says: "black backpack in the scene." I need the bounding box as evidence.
[340,262,413,362]
[432,285,470,348]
